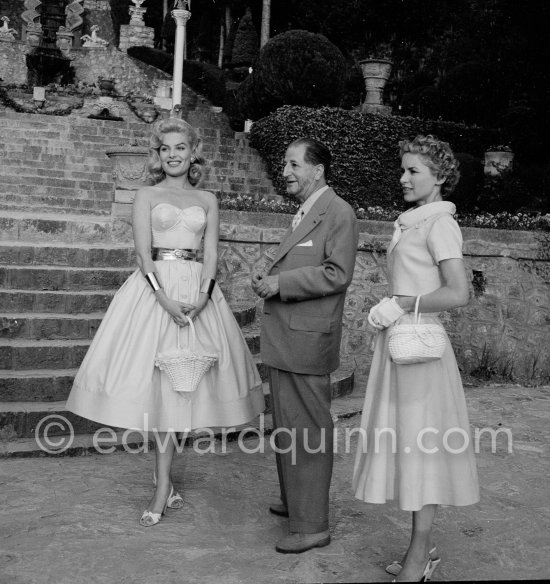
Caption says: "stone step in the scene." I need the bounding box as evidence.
[0,324,261,369]
[0,242,135,268]
[0,289,117,314]
[0,211,134,245]
[0,302,257,341]
[0,367,356,446]
[0,173,113,192]
[0,390,364,458]
[0,312,104,340]
[0,160,112,178]
[0,265,134,291]
[0,197,112,216]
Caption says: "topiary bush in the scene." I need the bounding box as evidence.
[231,8,259,69]
[237,30,347,120]
[249,105,504,210]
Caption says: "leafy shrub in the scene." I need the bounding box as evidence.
[237,30,347,120]
[127,46,173,72]
[181,60,226,107]
[250,105,503,210]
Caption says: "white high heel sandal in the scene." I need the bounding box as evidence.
[140,501,168,527]
[391,556,441,583]
[153,471,184,509]
[386,546,440,576]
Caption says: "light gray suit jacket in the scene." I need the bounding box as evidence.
[260,188,359,375]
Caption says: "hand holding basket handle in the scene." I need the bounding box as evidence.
[368,297,405,330]
[388,296,447,365]
[155,316,218,392]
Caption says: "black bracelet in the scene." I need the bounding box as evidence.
[145,272,162,291]
[200,278,216,298]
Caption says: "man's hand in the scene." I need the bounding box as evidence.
[252,273,280,299]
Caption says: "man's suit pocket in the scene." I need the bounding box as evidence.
[289,314,331,333]
[292,246,316,255]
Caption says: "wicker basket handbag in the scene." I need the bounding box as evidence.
[388,296,447,365]
[155,316,218,392]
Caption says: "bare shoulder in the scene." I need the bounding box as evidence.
[133,185,158,205]
[196,189,219,210]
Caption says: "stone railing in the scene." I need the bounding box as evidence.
[216,211,550,385]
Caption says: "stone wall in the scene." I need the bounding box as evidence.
[0,40,27,85]
[216,211,550,385]
[119,24,154,52]
[70,46,169,95]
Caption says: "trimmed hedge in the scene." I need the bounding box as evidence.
[249,105,503,210]
[237,30,347,120]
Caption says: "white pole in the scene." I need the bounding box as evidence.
[171,7,192,107]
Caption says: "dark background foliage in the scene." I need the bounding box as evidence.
[249,105,505,212]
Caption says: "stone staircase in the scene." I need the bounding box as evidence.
[0,107,355,457]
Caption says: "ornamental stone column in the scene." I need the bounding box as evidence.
[171,6,191,108]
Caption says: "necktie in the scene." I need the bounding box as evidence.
[292,208,304,231]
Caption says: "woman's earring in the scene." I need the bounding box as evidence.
[191,156,196,163]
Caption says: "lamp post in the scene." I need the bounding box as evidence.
[171,1,191,108]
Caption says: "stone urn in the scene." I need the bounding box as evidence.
[484,148,514,177]
[359,58,393,114]
[56,27,74,56]
[106,145,154,216]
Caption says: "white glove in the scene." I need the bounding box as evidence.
[368,297,405,330]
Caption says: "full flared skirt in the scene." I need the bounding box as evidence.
[66,260,264,431]
[352,316,480,511]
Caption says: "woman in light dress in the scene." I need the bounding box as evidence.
[67,118,264,527]
[353,135,479,581]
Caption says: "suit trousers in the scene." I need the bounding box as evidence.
[268,367,334,533]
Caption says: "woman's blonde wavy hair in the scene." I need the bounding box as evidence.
[148,118,205,186]
[399,134,460,197]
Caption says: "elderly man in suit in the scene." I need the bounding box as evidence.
[252,137,358,553]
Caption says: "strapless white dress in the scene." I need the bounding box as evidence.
[66,203,264,431]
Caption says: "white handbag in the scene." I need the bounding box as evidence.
[388,296,447,365]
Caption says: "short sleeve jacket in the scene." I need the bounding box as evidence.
[388,211,463,297]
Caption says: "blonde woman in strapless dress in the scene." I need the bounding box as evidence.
[66,118,264,527]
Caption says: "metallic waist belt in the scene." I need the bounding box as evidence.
[152,248,198,261]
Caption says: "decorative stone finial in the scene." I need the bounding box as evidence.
[22,0,42,25]
[65,0,84,32]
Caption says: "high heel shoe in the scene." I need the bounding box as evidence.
[386,546,439,576]
[391,557,440,583]
[140,501,168,527]
[152,471,184,509]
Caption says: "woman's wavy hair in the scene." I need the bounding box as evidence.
[399,134,460,197]
[148,118,205,186]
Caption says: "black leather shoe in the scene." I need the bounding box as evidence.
[269,502,289,517]
[275,531,331,554]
